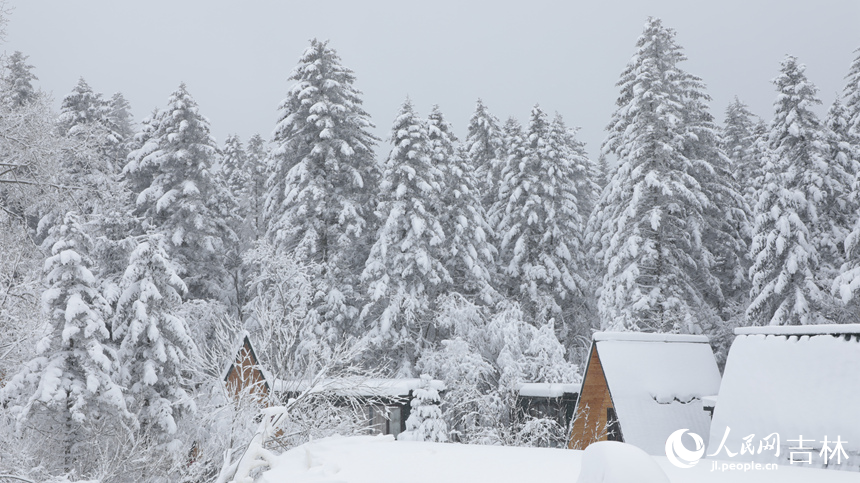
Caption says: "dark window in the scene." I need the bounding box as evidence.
[606,408,622,442]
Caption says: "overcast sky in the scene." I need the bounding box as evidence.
[6,1,860,159]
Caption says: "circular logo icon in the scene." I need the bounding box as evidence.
[665,429,705,468]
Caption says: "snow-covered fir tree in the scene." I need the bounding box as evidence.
[427,105,497,305]
[0,212,130,474]
[124,83,233,301]
[747,56,832,326]
[114,234,197,438]
[264,39,380,344]
[243,134,268,242]
[588,17,729,332]
[221,134,248,206]
[464,99,505,210]
[495,105,588,337]
[818,98,857,279]
[722,97,761,210]
[3,50,38,108]
[398,374,448,442]
[844,46,860,139]
[361,98,449,373]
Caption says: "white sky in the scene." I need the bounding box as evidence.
[6,1,860,159]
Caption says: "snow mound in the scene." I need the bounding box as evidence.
[577,441,669,483]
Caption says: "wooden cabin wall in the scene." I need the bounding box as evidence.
[568,345,614,449]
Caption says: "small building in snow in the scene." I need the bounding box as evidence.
[222,332,271,403]
[515,383,579,429]
[708,324,860,469]
[275,378,445,439]
[568,332,721,455]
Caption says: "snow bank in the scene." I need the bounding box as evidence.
[258,435,860,483]
[596,336,721,455]
[517,382,580,398]
[577,441,669,483]
[273,377,446,398]
[709,332,860,469]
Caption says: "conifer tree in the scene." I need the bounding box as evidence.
[264,39,380,343]
[3,50,38,108]
[464,99,505,210]
[844,47,860,139]
[124,83,232,300]
[398,374,448,442]
[427,105,497,304]
[243,134,268,242]
[0,213,130,472]
[361,99,449,372]
[722,97,761,209]
[495,106,588,336]
[747,56,832,326]
[819,98,857,277]
[588,18,726,332]
[114,234,197,437]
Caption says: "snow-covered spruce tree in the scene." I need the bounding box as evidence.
[746,56,833,326]
[845,46,860,139]
[398,374,448,442]
[104,91,135,163]
[243,134,268,242]
[588,17,728,332]
[464,99,505,210]
[819,98,857,279]
[124,83,233,301]
[495,105,588,338]
[427,105,497,305]
[722,97,762,211]
[0,212,130,475]
[683,78,750,315]
[361,98,449,374]
[561,119,600,222]
[114,234,197,440]
[488,117,527,231]
[264,39,380,344]
[3,50,38,108]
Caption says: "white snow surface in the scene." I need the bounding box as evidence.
[708,332,860,469]
[258,435,860,483]
[595,336,721,455]
[577,441,669,483]
[734,323,860,335]
[273,377,446,398]
[517,382,580,398]
[594,332,710,343]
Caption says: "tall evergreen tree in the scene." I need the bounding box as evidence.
[588,17,725,332]
[0,213,130,472]
[3,50,38,108]
[495,106,588,335]
[844,46,860,139]
[124,83,232,301]
[464,99,505,210]
[747,56,832,326]
[361,99,449,373]
[114,234,197,437]
[819,98,857,277]
[264,39,380,343]
[427,105,497,305]
[722,97,761,209]
[243,134,268,242]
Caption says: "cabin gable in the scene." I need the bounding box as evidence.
[568,343,616,449]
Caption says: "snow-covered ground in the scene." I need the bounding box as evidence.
[259,435,859,483]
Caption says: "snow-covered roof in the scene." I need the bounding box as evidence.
[594,331,710,343]
[709,332,860,468]
[273,377,446,398]
[595,333,721,455]
[734,323,860,336]
[517,382,580,398]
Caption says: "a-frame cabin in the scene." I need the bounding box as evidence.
[222,332,271,402]
[568,332,721,455]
